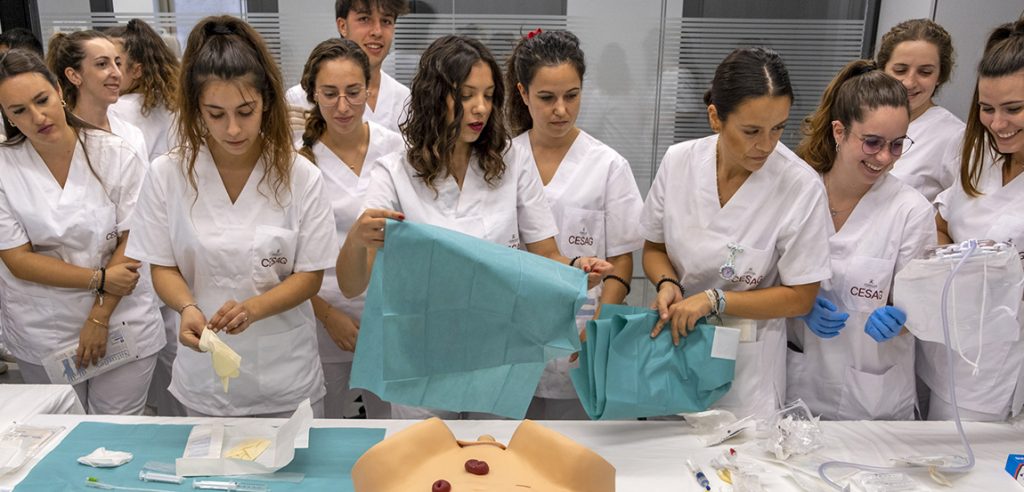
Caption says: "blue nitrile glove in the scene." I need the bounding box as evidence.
[865,305,907,342]
[799,296,849,339]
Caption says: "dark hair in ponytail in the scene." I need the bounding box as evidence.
[797,59,909,173]
[704,47,793,123]
[297,38,371,164]
[46,30,111,110]
[177,15,292,204]
[960,17,1024,197]
[505,29,585,136]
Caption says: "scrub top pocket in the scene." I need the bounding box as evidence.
[251,225,298,288]
[558,206,605,258]
[838,361,915,420]
[838,256,895,314]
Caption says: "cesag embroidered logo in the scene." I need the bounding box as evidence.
[729,267,764,287]
[850,278,884,300]
[105,226,119,241]
[568,223,594,247]
[261,248,288,267]
[506,233,521,249]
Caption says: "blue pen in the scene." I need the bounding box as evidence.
[687,459,711,491]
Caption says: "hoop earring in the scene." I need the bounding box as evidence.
[835,142,840,153]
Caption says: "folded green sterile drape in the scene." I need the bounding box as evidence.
[350,219,587,419]
[571,304,740,420]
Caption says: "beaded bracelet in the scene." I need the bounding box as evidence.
[656,277,684,297]
[602,274,631,296]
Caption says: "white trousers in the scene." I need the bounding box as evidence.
[18,353,158,416]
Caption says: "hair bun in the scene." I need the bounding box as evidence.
[205,22,234,36]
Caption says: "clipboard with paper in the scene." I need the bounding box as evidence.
[350,219,587,419]
[570,304,740,420]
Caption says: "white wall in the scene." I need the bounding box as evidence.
[876,0,1024,121]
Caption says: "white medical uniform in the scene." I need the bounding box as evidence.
[126,147,338,416]
[286,71,409,134]
[639,134,832,419]
[308,121,404,418]
[110,97,183,415]
[889,105,965,202]
[924,152,1024,420]
[361,144,559,419]
[510,131,644,408]
[787,173,935,420]
[109,94,177,161]
[108,112,149,165]
[0,130,165,413]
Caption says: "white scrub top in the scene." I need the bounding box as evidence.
[126,147,338,416]
[362,146,558,247]
[0,130,164,364]
[510,130,644,399]
[109,94,177,161]
[787,173,935,420]
[285,71,410,135]
[639,134,832,419]
[309,121,405,363]
[108,112,150,165]
[927,152,1024,416]
[889,105,965,202]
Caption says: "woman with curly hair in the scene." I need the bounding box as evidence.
[107,19,180,161]
[337,34,611,419]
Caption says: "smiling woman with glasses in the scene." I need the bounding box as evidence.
[790,59,936,421]
[849,131,914,157]
[296,37,405,420]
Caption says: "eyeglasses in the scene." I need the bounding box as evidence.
[316,87,369,108]
[850,131,914,157]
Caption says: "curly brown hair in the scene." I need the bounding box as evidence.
[107,19,180,116]
[177,15,293,204]
[401,35,508,194]
[297,38,371,164]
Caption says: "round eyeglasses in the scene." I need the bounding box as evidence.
[316,87,369,108]
[850,131,914,157]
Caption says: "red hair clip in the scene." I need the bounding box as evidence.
[526,28,543,39]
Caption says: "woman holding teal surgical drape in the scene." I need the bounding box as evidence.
[639,47,831,420]
[337,34,612,419]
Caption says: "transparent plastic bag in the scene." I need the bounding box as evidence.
[758,400,824,460]
[0,425,63,476]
